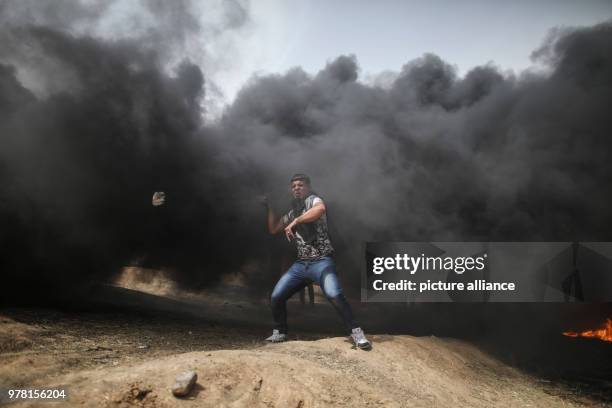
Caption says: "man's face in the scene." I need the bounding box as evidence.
[291,180,310,199]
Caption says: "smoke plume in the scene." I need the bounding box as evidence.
[1,1,611,302]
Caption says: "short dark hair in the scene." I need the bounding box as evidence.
[290,173,311,185]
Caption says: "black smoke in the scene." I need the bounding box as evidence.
[0,2,264,302]
[1,1,611,303]
[221,27,612,244]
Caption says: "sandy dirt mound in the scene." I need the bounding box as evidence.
[12,335,570,408]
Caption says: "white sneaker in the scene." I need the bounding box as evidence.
[351,327,371,350]
[265,329,287,343]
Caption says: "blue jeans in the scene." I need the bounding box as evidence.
[270,256,358,334]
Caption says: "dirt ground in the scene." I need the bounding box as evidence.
[1,304,610,408]
[1,269,610,407]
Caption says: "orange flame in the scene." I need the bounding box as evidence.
[563,318,612,342]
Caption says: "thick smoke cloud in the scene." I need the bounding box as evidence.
[220,24,612,245]
[0,1,263,302]
[0,0,250,115]
[0,1,611,303]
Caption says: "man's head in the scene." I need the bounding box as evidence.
[290,173,311,199]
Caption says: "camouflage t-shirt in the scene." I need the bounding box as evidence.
[281,194,334,260]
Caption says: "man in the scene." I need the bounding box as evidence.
[262,174,371,349]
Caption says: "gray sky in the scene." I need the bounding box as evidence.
[223,0,612,100]
[268,1,612,73]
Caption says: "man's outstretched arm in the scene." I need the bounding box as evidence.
[260,196,285,234]
[267,206,285,234]
[293,202,326,224]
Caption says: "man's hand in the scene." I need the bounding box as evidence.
[284,219,298,242]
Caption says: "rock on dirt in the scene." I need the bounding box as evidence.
[12,335,584,407]
[171,370,197,397]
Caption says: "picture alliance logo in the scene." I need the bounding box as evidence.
[371,253,488,275]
